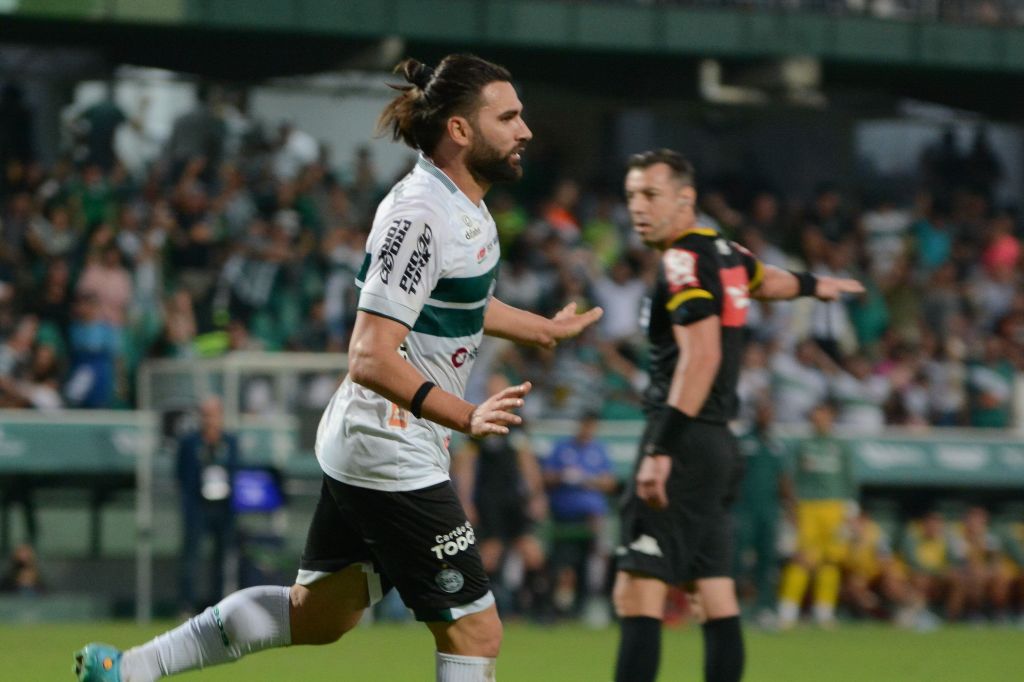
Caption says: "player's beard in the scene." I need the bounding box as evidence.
[466,133,522,185]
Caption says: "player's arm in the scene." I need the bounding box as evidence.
[515,437,548,521]
[636,316,722,510]
[483,297,603,349]
[779,469,797,523]
[348,310,529,436]
[749,264,865,301]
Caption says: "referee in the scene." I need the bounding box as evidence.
[612,149,863,682]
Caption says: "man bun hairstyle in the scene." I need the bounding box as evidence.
[377,54,512,155]
[627,148,696,187]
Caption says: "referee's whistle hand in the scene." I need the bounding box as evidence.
[636,454,671,510]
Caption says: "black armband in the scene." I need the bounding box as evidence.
[790,270,818,297]
[410,381,435,419]
[644,406,694,457]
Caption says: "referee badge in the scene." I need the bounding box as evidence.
[435,568,465,594]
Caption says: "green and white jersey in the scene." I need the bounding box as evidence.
[316,155,500,491]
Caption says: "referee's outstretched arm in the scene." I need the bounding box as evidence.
[752,265,864,301]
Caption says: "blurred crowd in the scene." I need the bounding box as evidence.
[1,80,1022,433]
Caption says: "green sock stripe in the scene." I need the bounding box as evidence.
[212,606,230,647]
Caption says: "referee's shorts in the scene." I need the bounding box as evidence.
[616,420,743,585]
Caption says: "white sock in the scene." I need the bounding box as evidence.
[120,586,292,682]
[813,603,835,624]
[777,600,799,625]
[435,652,497,682]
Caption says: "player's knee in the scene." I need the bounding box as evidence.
[443,610,503,657]
[612,578,632,616]
[288,583,363,645]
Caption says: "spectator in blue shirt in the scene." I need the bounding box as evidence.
[543,410,618,617]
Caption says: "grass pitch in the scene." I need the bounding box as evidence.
[9,619,1023,681]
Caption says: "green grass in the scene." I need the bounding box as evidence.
[8,620,1024,681]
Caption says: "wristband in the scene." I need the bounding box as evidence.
[644,406,694,456]
[790,270,818,297]
[410,381,435,419]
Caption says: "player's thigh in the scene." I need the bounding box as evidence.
[696,576,740,619]
[612,570,669,618]
[289,563,369,645]
[821,501,848,563]
[427,603,503,657]
[338,479,493,623]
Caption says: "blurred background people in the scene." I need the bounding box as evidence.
[542,411,617,620]
[175,395,240,614]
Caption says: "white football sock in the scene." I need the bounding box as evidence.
[120,585,291,682]
[813,603,835,624]
[777,600,799,625]
[436,652,497,682]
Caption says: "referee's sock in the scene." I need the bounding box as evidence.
[702,615,744,682]
[614,616,661,682]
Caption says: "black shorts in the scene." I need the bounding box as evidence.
[475,494,532,542]
[616,420,743,585]
[299,475,491,622]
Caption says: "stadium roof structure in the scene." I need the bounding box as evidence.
[3,0,1024,117]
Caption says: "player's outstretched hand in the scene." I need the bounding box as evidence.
[814,276,865,301]
[469,381,532,438]
[544,302,603,348]
[636,454,672,510]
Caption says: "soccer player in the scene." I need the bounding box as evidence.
[841,510,914,623]
[75,53,602,682]
[611,149,863,682]
[733,398,791,628]
[901,510,963,621]
[951,506,1012,622]
[777,401,857,630]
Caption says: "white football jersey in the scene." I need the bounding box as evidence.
[316,155,501,491]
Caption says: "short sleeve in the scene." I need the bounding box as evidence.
[662,246,717,326]
[732,240,765,291]
[358,206,445,328]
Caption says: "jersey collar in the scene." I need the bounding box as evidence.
[416,154,459,194]
[416,154,487,215]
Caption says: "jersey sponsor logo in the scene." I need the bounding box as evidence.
[451,345,478,368]
[435,568,465,594]
[715,239,733,255]
[719,265,750,327]
[663,248,698,292]
[431,521,477,559]
[627,534,664,557]
[477,234,498,263]
[400,224,433,294]
[463,219,482,241]
[378,218,412,284]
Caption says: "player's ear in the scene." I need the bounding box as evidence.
[677,185,696,208]
[448,115,472,148]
